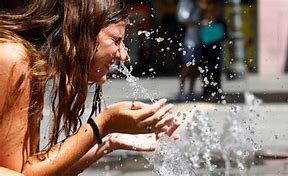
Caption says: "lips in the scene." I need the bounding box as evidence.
[109,58,116,65]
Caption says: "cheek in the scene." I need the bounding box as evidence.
[88,60,107,83]
[89,56,100,76]
[92,50,105,67]
[95,44,115,61]
[91,60,103,75]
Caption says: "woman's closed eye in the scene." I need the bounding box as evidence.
[114,37,123,46]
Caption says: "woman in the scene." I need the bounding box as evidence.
[176,0,201,101]
[197,0,226,102]
[0,0,179,175]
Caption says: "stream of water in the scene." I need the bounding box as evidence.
[114,63,262,176]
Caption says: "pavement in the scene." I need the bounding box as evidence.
[61,73,288,175]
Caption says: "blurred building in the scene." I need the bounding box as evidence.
[258,0,288,75]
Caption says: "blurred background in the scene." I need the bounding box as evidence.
[2,0,287,78]
[122,0,257,77]
[121,0,286,78]
[125,0,288,81]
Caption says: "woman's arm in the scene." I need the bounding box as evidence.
[63,139,111,176]
[64,113,180,176]
[22,99,172,175]
[22,122,97,175]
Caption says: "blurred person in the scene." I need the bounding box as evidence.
[154,0,183,76]
[0,0,180,175]
[176,0,202,101]
[197,0,226,102]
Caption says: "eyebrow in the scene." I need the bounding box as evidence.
[116,36,124,40]
[111,34,124,41]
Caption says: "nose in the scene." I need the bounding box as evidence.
[116,42,127,61]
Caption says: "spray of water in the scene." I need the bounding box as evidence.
[114,62,263,175]
[113,62,157,103]
[146,135,196,176]
[110,43,263,175]
[184,110,221,171]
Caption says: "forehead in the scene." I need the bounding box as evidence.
[101,20,127,37]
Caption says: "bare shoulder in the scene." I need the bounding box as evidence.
[0,42,30,83]
[0,42,29,65]
[0,42,30,117]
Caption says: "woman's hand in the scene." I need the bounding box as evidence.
[64,107,180,175]
[104,114,180,151]
[105,133,158,151]
[104,131,179,152]
[95,98,175,137]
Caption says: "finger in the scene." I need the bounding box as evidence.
[130,101,149,110]
[124,134,157,151]
[155,119,180,138]
[133,98,167,120]
[171,134,181,140]
[156,131,165,139]
[156,131,181,141]
[130,142,157,151]
[138,103,174,128]
[164,121,181,137]
[154,115,174,130]
[155,125,169,134]
[155,133,180,140]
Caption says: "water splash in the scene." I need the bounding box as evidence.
[137,30,154,39]
[113,63,157,103]
[184,110,221,171]
[244,91,263,106]
[219,92,264,175]
[115,62,261,175]
[145,135,196,176]
[144,104,259,176]
[221,105,254,175]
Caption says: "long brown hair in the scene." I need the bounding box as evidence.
[0,0,59,154]
[0,0,128,154]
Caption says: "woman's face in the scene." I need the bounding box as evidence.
[89,19,127,84]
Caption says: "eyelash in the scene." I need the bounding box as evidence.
[114,38,123,46]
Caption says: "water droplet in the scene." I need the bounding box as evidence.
[155,37,164,43]
[274,135,278,140]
